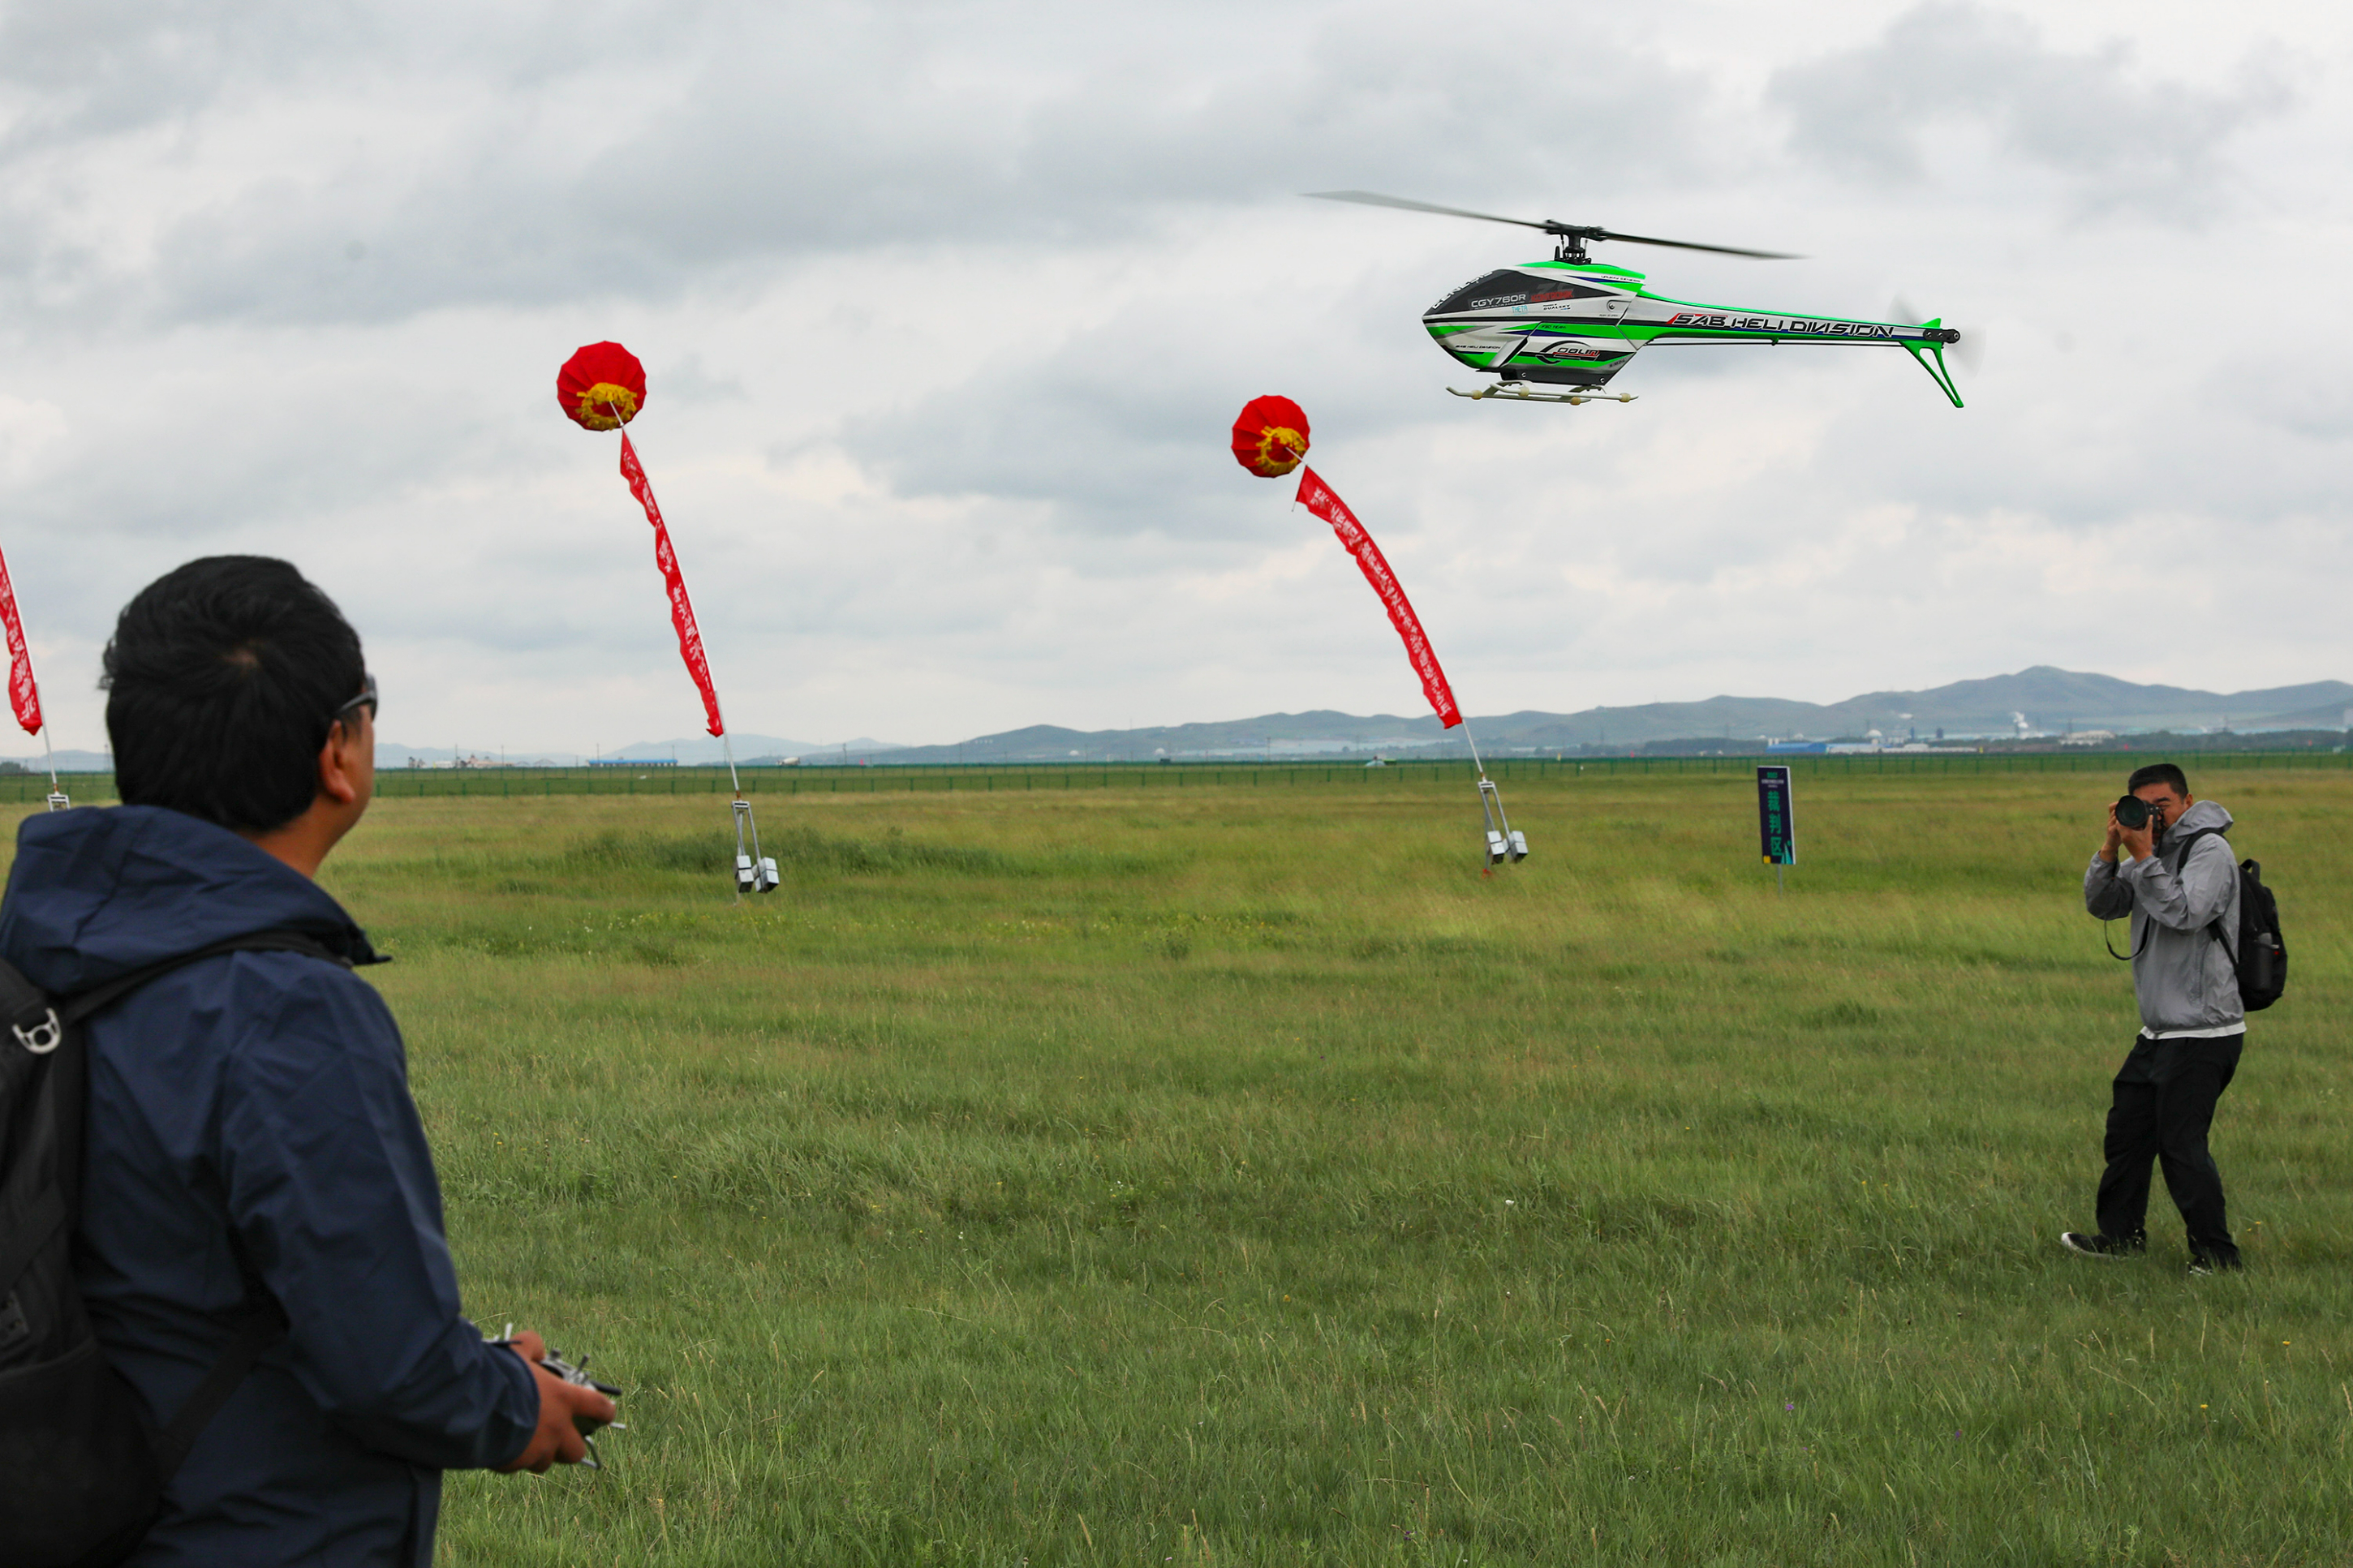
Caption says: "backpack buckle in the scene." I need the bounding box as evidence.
[13,1008,62,1055]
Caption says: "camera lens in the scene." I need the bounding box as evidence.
[2114,795,2152,831]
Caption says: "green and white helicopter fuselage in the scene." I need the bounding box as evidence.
[1424,260,1964,406]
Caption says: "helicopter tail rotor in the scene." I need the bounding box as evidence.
[1948,325,1985,375]
[1895,296,1983,376]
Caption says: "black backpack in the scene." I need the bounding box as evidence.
[0,932,339,1568]
[2222,855,2289,1012]
[2106,830,2288,1012]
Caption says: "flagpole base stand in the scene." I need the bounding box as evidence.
[732,798,779,899]
[1449,381,1636,406]
[1477,775,1529,866]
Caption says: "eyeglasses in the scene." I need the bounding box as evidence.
[333,672,378,727]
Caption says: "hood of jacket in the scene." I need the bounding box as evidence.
[0,804,376,996]
[2162,798,2234,854]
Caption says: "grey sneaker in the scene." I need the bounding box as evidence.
[2061,1231,2146,1259]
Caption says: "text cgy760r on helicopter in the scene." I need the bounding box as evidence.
[1307,191,1968,408]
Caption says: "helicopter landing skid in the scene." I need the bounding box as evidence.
[1449,382,1636,406]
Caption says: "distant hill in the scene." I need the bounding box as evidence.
[0,749,111,773]
[851,668,2353,763]
[371,734,905,767]
[24,668,2334,775]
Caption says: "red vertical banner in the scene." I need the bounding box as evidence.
[0,546,43,737]
[618,432,725,737]
[1293,465,1462,728]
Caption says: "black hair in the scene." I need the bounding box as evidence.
[102,556,366,833]
[2125,762,2189,797]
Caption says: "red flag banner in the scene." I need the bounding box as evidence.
[1293,465,1462,728]
[0,547,42,737]
[619,432,725,737]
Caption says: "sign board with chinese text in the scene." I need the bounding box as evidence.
[1756,766,1796,866]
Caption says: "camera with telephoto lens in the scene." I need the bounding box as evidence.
[2113,793,2159,832]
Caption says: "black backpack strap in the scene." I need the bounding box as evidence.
[57,930,338,1477]
[2,937,339,1293]
[2170,828,2240,960]
[0,955,65,1055]
[57,930,348,1030]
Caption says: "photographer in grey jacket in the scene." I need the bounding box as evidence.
[2065,763,2245,1274]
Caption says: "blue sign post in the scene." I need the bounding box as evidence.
[1756,765,1796,893]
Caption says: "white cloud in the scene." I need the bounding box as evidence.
[1768,3,2291,208]
[0,0,2346,755]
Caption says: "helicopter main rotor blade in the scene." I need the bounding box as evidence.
[1303,191,1551,231]
[1306,191,1799,259]
[1592,229,1799,260]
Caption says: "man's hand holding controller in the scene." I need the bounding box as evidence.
[495,1330,622,1473]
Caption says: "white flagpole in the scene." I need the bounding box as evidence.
[39,721,62,808]
[615,405,762,897]
[8,582,66,810]
[1458,717,1525,867]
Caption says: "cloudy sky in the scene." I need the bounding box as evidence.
[0,0,2344,756]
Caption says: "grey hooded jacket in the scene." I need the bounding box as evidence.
[2084,798,2243,1036]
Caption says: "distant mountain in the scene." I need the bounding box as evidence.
[872,714,1442,766]
[32,668,2333,777]
[1827,669,2353,737]
[372,734,905,767]
[855,668,2353,763]
[0,749,111,773]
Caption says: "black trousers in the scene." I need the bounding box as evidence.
[2095,1032,2243,1261]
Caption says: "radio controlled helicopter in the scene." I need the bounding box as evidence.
[1307,191,1966,407]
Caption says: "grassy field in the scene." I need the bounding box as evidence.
[26,763,2351,1564]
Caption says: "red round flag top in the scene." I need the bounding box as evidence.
[1231,395,1310,477]
[558,342,648,430]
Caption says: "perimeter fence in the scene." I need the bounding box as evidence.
[4,748,2345,807]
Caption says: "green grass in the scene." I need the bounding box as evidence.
[18,766,2350,1564]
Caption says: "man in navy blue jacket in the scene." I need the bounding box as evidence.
[0,557,611,1565]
